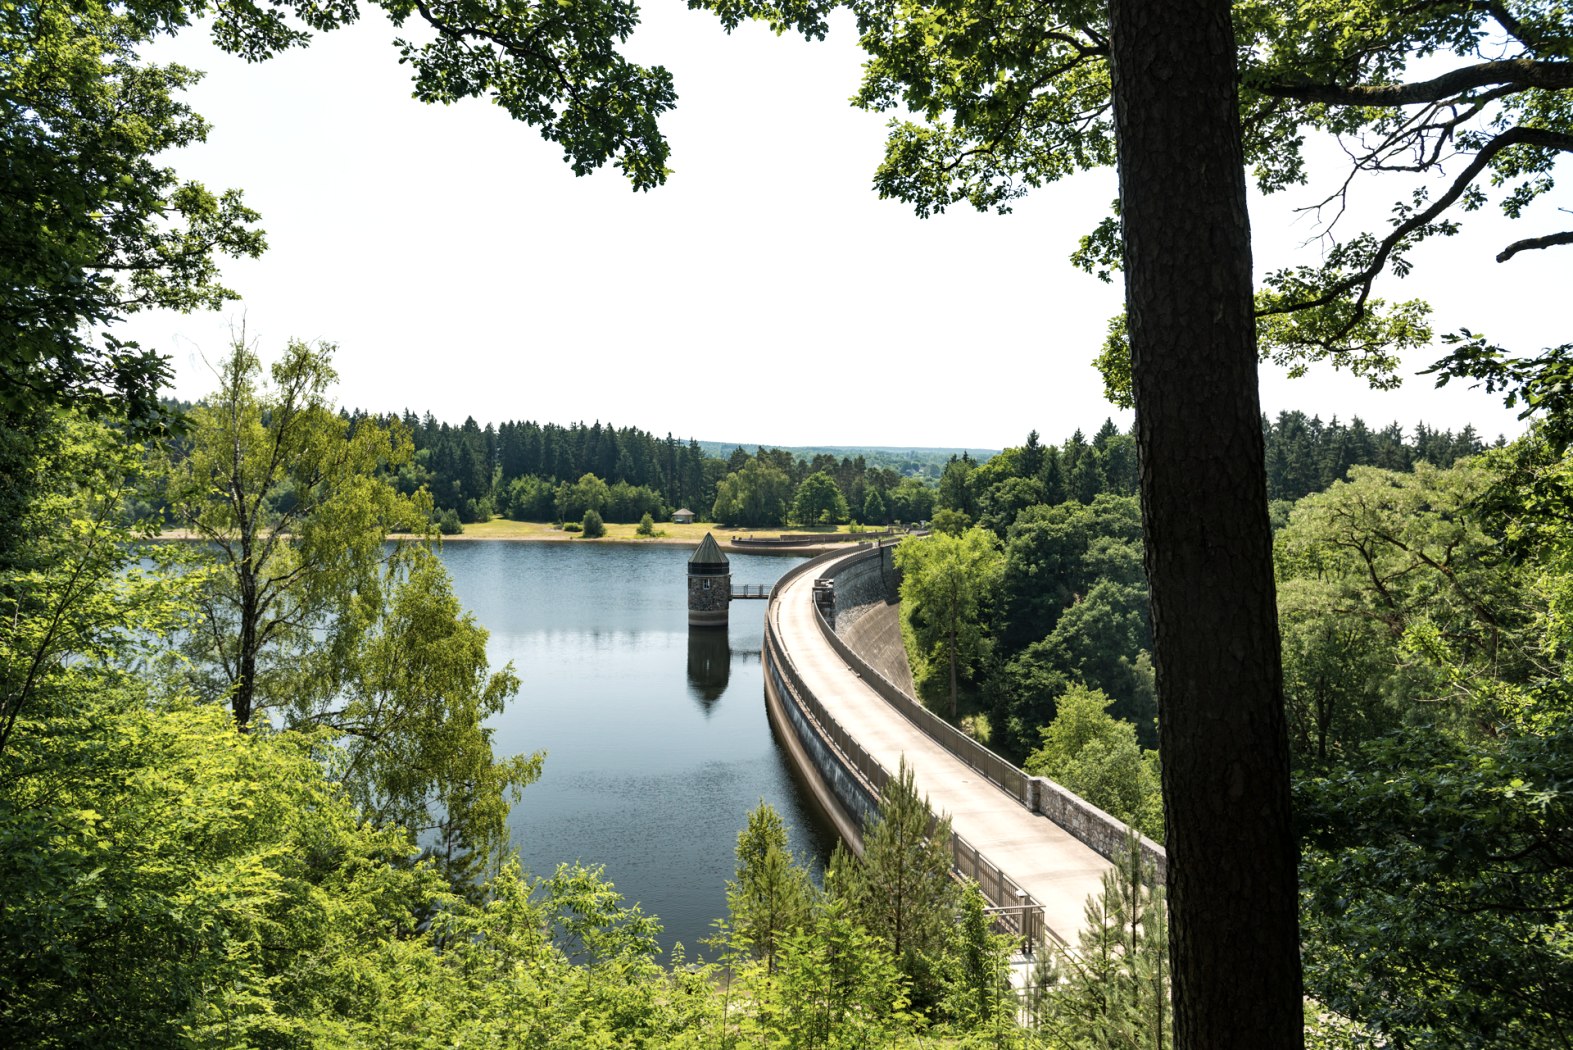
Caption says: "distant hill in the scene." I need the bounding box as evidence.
[696,442,998,477]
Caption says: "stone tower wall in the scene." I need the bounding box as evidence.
[688,572,731,627]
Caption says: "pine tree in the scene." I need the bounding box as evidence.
[833,758,959,1012]
[1034,831,1171,1050]
[725,803,814,974]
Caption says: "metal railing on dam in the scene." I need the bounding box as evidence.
[762,543,1050,950]
[813,544,1166,883]
[762,540,1168,950]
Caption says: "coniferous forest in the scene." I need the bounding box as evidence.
[335,408,1489,536]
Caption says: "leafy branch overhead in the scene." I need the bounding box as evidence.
[3,0,674,425]
[690,0,1571,391]
[188,0,677,186]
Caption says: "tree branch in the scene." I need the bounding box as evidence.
[1260,126,1573,320]
[1259,59,1573,107]
[1497,230,1573,262]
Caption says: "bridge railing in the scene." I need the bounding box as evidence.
[811,544,1167,882]
[763,547,1054,950]
[811,545,1032,803]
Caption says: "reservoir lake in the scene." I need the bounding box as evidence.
[438,540,838,954]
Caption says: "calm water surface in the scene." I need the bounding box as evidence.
[438,541,836,954]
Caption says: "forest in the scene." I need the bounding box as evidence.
[6,0,1571,1046]
[8,335,1563,1048]
[362,408,1486,536]
[1,340,1177,1047]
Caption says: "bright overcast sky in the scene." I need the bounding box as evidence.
[123,4,1566,450]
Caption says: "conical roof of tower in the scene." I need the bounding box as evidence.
[689,532,729,567]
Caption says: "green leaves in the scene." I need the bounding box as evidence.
[1,0,264,423]
[160,338,533,897]
[722,802,814,973]
[1023,684,1162,841]
[1,696,447,1045]
[790,470,849,526]
[1298,714,1573,1049]
[385,0,676,188]
[895,525,1003,717]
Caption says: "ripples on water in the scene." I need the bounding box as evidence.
[438,541,836,954]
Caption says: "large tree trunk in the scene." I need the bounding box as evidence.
[1106,2,1303,1048]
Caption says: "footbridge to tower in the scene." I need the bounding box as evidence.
[760,540,1167,949]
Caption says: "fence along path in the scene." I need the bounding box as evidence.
[769,547,1115,946]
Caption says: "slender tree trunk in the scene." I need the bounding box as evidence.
[236,599,257,729]
[949,575,959,719]
[235,539,258,729]
[1106,1,1303,1048]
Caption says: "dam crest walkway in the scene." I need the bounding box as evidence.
[763,542,1163,946]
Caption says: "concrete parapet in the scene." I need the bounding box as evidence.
[807,543,1167,882]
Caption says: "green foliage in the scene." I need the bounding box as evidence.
[1006,580,1156,738]
[505,473,559,521]
[832,759,959,1013]
[159,338,533,893]
[0,693,447,1045]
[436,506,464,534]
[323,546,541,891]
[711,457,794,527]
[581,507,606,538]
[791,470,850,526]
[929,507,973,536]
[1275,459,1534,762]
[556,471,612,523]
[937,455,977,518]
[862,487,889,526]
[1034,832,1172,1050]
[161,338,427,724]
[997,494,1144,654]
[941,881,1020,1039]
[1,0,265,425]
[1282,432,1573,1045]
[1094,314,1134,410]
[888,477,937,524]
[1298,710,1573,1049]
[0,414,190,757]
[762,893,914,1049]
[724,802,814,974]
[896,527,1004,718]
[637,511,656,536]
[1024,686,1163,842]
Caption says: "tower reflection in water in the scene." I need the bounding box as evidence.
[686,627,731,713]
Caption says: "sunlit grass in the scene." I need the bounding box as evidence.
[449,519,870,545]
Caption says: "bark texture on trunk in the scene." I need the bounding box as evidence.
[1106,1,1304,1047]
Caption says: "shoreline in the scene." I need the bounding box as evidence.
[416,532,852,556]
[156,525,884,557]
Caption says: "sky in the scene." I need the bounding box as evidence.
[122,4,1567,451]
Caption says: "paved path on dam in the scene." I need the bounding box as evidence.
[772,551,1115,944]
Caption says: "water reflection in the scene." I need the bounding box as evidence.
[434,541,837,955]
[686,627,731,711]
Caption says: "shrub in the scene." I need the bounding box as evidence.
[581,509,605,538]
[636,512,655,536]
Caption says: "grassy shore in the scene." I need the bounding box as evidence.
[159,520,890,553]
[441,519,870,551]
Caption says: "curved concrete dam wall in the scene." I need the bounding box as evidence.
[764,542,1166,902]
[822,541,917,697]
